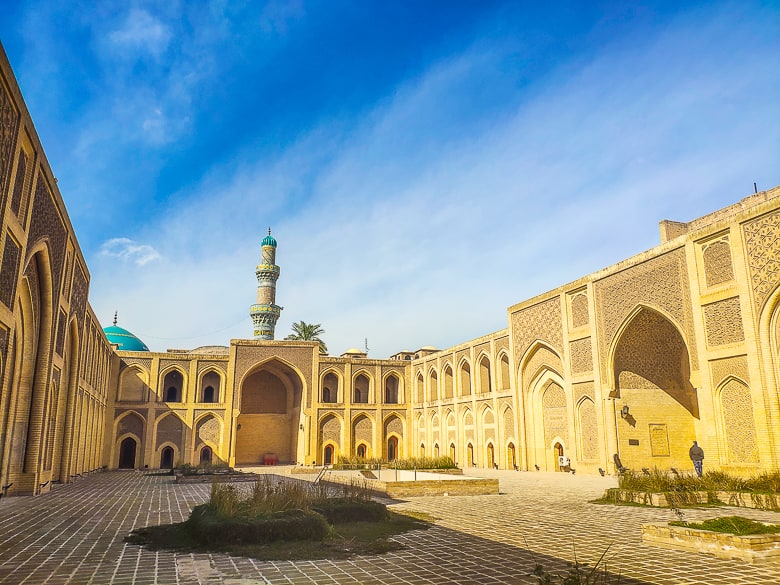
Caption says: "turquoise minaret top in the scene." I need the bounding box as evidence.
[249,228,282,339]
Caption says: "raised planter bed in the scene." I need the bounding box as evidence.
[175,471,259,484]
[716,491,780,511]
[603,488,780,510]
[642,523,780,563]
[604,488,709,507]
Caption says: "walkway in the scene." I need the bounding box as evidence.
[0,468,778,584]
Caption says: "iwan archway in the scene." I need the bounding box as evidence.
[235,359,303,465]
[611,306,698,470]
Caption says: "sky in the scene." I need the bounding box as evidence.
[1,1,779,357]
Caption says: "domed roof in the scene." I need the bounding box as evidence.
[261,228,277,248]
[344,348,364,354]
[104,325,149,352]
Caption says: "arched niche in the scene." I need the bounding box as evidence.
[236,359,304,465]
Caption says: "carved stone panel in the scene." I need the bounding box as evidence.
[511,297,563,362]
[743,209,780,310]
[703,297,745,347]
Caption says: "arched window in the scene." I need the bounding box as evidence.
[200,446,212,464]
[200,370,220,403]
[203,386,215,403]
[162,370,183,402]
[385,374,399,404]
[357,444,366,459]
[353,374,369,403]
[387,437,398,461]
[324,445,334,465]
[322,387,331,402]
[322,372,338,403]
[160,446,174,469]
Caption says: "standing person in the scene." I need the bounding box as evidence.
[689,440,704,477]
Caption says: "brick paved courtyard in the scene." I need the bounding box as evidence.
[1,469,779,584]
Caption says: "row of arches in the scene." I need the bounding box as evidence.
[414,352,511,404]
[318,413,404,464]
[319,370,403,405]
[112,410,223,469]
[418,440,517,469]
[118,366,223,404]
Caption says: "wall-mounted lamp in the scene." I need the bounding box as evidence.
[299,424,304,430]
[620,405,630,419]
[236,423,242,430]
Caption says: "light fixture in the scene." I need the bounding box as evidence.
[620,405,630,419]
[236,423,242,430]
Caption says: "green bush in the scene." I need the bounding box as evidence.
[671,516,780,536]
[187,504,329,544]
[313,499,387,524]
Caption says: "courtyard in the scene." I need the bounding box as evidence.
[1,469,779,584]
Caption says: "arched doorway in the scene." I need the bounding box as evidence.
[118,437,137,469]
[323,444,334,465]
[236,360,304,465]
[487,443,495,468]
[507,442,516,469]
[200,446,212,465]
[160,446,174,469]
[356,444,366,459]
[612,307,698,469]
[450,443,456,463]
[554,442,564,472]
[387,436,398,461]
[467,443,474,467]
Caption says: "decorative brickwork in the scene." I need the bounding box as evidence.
[196,415,220,447]
[569,337,592,374]
[578,398,598,461]
[743,210,780,310]
[155,414,184,450]
[10,149,27,217]
[0,235,20,309]
[120,357,152,370]
[55,308,66,356]
[702,237,734,288]
[320,415,340,444]
[502,407,514,441]
[384,415,403,438]
[542,381,568,445]
[0,77,20,201]
[495,336,509,353]
[26,172,67,301]
[117,412,145,441]
[69,262,88,322]
[571,293,589,328]
[197,360,228,374]
[614,309,696,416]
[522,345,563,390]
[710,355,749,387]
[703,297,745,346]
[594,249,697,377]
[233,345,313,400]
[511,298,563,361]
[353,415,372,444]
[572,381,594,404]
[720,378,759,463]
[483,408,494,426]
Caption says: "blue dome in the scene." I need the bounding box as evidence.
[104,325,149,352]
[261,229,277,248]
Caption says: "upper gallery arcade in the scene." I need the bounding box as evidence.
[2,42,780,495]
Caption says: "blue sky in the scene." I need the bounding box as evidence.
[2,1,779,356]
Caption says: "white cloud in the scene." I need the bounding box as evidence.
[87,6,780,355]
[99,238,161,266]
[108,8,171,57]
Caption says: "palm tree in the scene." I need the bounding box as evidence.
[285,321,328,355]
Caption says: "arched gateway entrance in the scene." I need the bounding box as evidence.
[235,360,303,465]
[612,307,698,469]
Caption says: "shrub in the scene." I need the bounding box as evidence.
[313,499,387,524]
[187,504,329,544]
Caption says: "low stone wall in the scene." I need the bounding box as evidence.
[604,488,709,507]
[642,523,780,563]
[175,473,259,484]
[716,491,780,511]
[604,489,780,509]
[319,472,498,497]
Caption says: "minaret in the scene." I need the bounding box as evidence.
[250,228,283,339]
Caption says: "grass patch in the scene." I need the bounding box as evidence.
[670,516,780,536]
[125,476,431,560]
[332,456,457,470]
[616,469,780,495]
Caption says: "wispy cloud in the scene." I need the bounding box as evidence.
[100,238,161,266]
[108,8,171,58]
